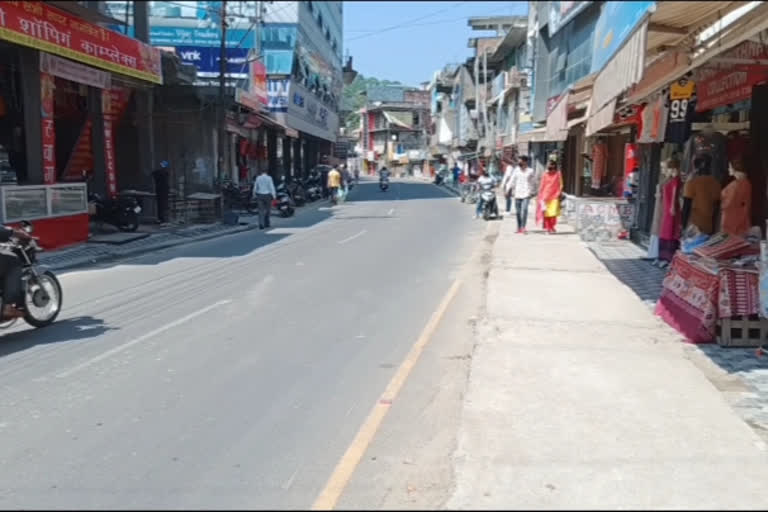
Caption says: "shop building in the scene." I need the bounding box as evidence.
[262,1,343,178]
[0,1,163,249]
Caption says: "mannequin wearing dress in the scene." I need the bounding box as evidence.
[659,158,682,264]
[648,161,667,263]
[720,160,751,236]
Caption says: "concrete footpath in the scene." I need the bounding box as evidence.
[447,218,768,509]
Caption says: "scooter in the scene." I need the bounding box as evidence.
[478,182,499,220]
[274,182,295,217]
[83,170,141,232]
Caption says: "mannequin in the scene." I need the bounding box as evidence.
[682,153,722,235]
[648,160,667,262]
[681,124,728,182]
[720,159,752,236]
[658,157,682,263]
[591,137,607,190]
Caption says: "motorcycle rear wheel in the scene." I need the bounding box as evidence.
[23,271,62,328]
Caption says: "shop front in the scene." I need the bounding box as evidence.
[0,1,162,249]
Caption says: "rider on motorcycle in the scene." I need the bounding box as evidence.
[0,225,32,318]
[379,166,390,181]
[475,169,496,219]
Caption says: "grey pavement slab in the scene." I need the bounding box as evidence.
[447,217,768,510]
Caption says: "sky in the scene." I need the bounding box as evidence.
[344,1,528,87]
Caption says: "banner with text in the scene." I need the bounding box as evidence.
[0,1,162,84]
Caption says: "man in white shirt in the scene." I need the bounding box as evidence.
[503,155,535,233]
[252,168,276,229]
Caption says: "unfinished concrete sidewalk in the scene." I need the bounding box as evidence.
[447,218,768,510]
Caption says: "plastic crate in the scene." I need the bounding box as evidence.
[716,315,768,348]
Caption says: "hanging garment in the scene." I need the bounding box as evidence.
[647,179,665,259]
[659,175,682,261]
[683,174,722,235]
[681,131,728,183]
[665,78,697,145]
[591,142,607,189]
[720,177,752,236]
[638,94,669,143]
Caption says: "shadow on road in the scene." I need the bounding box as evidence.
[0,315,116,359]
[347,181,456,202]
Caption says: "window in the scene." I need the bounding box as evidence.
[412,112,420,126]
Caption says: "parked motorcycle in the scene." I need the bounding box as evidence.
[0,221,62,328]
[478,182,499,221]
[285,177,307,207]
[222,180,256,213]
[303,174,323,202]
[274,181,295,217]
[82,171,141,232]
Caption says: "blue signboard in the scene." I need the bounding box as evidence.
[117,26,254,48]
[175,46,250,76]
[590,1,655,74]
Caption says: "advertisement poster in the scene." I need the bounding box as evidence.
[0,1,162,84]
[696,41,768,112]
[40,72,56,185]
[102,89,117,197]
[591,1,654,74]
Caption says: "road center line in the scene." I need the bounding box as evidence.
[337,230,367,245]
[387,208,395,216]
[310,277,464,510]
[56,300,232,379]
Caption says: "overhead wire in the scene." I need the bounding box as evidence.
[344,1,469,43]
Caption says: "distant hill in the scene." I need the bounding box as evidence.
[341,74,403,132]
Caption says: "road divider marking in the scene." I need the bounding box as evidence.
[56,300,232,379]
[310,277,464,510]
[337,230,367,245]
[387,208,395,216]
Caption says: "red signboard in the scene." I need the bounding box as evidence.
[0,1,162,84]
[234,58,267,111]
[40,71,55,184]
[697,66,768,112]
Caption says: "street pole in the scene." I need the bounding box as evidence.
[217,0,228,185]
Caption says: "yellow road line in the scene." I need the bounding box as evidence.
[311,277,465,510]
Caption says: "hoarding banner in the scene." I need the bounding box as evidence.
[549,1,591,36]
[591,1,654,74]
[695,40,768,112]
[120,26,253,48]
[697,67,765,112]
[0,1,163,84]
[267,78,290,111]
[175,46,249,76]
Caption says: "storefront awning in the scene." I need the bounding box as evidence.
[545,93,569,142]
[586,99,617,137]
[383,111,414,130]
[517,127,547,144]
[590,20,649,116]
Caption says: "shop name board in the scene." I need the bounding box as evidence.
[0,1,162,84]
[695,40,768,112]
[175,46,249,77]
[234,60,267,111]
[40,52,111,89]
[697,68,765,112]
[267,78,290,111]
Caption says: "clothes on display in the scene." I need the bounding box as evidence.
[638,93,669,143]
[591,140,607,190]
[681,130,729,182]
[659,171,682,262]
[720,172,752,236]
[726,131,750,164]
[665,78,697,145]
[683,173,722,234]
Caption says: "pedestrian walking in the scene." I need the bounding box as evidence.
[536,158,564,234]
[452,162,460,186]
[327,166,342,205]
[152,160,171,224]
[502,155,536,233]
[252,168,276,230]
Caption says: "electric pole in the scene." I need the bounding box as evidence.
[217,0,228,183]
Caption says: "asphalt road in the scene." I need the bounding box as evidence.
[0,179,485,509]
